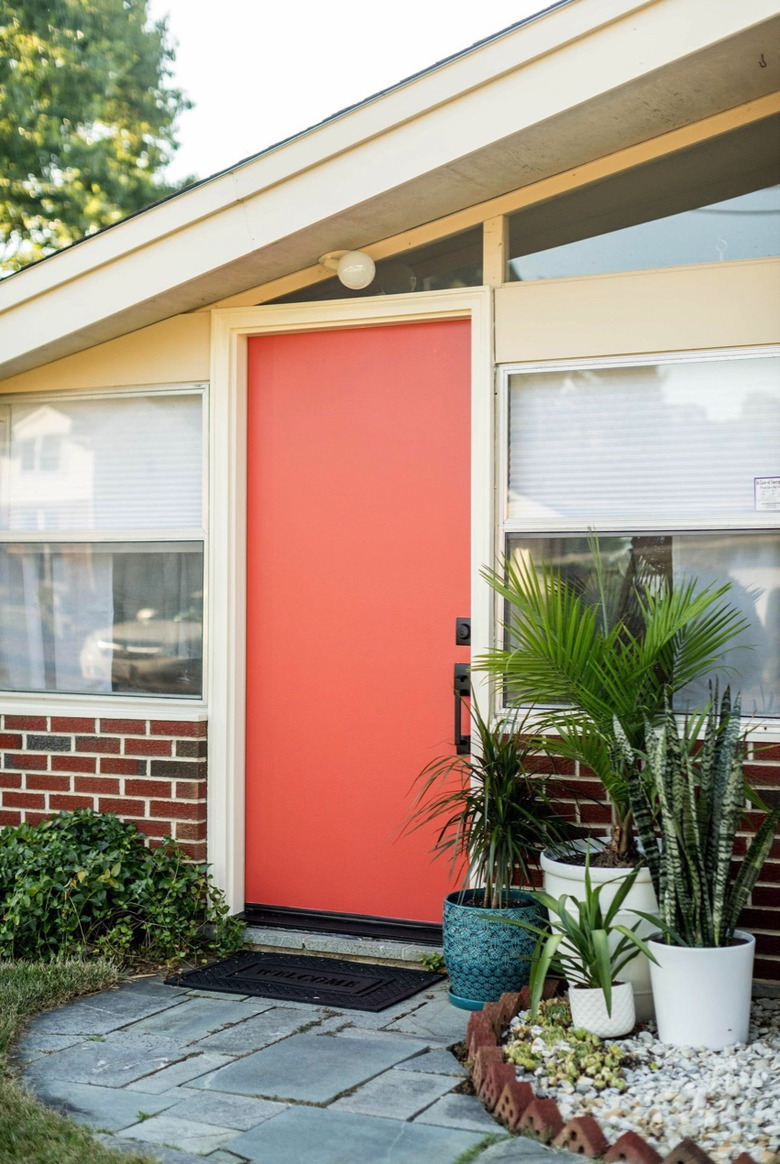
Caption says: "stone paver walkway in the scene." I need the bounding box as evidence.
[13,972,566,1163]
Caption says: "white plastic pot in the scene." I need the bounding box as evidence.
[542,842,658,1021]
[569,981,636,1038]
[647,930,755,1049]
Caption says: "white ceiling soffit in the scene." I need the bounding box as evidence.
[1,0,778,379]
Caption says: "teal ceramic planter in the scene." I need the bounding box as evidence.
[442,888,544,1010]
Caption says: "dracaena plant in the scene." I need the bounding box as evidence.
[478,536,748,865]
[402,700,571,909]
[488,857,658,1017]
[616,688,780,948]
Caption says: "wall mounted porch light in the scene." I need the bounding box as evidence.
[319,249,376,290]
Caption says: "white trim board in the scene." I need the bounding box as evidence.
[207,287,493,911]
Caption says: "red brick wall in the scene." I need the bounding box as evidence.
[0,713,207,861]
[545,744,780,985]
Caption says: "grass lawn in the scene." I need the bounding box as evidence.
[0,959,158,1164]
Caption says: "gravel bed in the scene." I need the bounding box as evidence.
[506,997,780,1161]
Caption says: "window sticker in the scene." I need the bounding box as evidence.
[754,477,780,512]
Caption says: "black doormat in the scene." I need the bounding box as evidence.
[165,951,443,1011]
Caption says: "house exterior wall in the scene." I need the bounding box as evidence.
[0,314,212,859]
[0,315,210,395]
[0,713,207,861]
[0,244,777,980]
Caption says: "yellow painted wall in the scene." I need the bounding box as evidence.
[494,258,780,362]
[0,315,210,394]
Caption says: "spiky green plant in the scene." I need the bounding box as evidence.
[617,689,779,947]
[487,856,658,1016]
[402,700,570,909]
[478,537,748,863]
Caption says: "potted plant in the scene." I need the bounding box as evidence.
[618,688,779,1050]
[477,538,748,1018]
[478,537,748,865]
[490,856,657,1037]
[403,698,571,1010]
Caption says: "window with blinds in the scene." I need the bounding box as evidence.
[0,388,205,699]
[502,351,780,718]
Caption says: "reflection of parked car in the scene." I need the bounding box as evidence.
[80,612,202,696]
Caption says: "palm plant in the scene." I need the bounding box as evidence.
[478,537,749,863]
[403,700,570,909]
[617,688,780,947]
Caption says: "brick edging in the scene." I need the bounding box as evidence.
[465,990,761,1164]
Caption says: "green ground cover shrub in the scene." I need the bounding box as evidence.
[0,809,243,964]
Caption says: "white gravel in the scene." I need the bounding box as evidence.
[506,996,780,1162]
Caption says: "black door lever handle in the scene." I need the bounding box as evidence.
[454,663,470,754]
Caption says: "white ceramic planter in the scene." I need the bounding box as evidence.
[569,981,636,1038]
[647,930,755,1049]
[541,843,658,1021]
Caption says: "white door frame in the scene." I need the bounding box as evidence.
[208,287,493,911]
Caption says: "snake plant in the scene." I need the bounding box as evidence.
[617,688,779,947]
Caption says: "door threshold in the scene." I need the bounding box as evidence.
[242,924,442,965]
[242,904,442,964]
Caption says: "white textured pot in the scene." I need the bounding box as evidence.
[569,981,636,1038]
[542,842,658,1021]
[648,930,755,1050]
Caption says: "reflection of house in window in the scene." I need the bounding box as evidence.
[20,432,62,472]
[5,405,94,529]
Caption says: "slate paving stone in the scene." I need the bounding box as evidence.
[125,1051,237,1093]
[96,1133,211,1163]
[12,1031,84,1064]
[393,1047,468,1075]
[189,1030,429,1103]
[316,1023,440,1047]
[25,991,185,1037]
[313,992,444,1032]
[127,996,268,1043]
[478,1135,570,1161]
[193,1005,330,1054]
[158,1086,288,1130]
[118,1114,240,1155]
[227,1105,489,1164]
[384,996,470,1045]
[22,1032,189,1087]
[414,1091,505,1133]
[329,1065,457,1119]
[27,1078,176,1132]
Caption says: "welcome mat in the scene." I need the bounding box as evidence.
[166,951,443,1011]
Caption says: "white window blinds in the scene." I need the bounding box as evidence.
[507,354,780,530]
[0,392,203,533]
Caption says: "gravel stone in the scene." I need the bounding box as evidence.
[506,998,780,1161]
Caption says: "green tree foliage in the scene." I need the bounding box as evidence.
[0,0,191,270]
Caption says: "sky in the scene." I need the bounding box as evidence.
[146,0,552,183]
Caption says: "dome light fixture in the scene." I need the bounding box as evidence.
[319,249,376,290]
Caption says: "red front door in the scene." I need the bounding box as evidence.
[245,319,470,922]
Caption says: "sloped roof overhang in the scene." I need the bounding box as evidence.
[1,0,778,379]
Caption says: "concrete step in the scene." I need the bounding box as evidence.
[243,925,443,967]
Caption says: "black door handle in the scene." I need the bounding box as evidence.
[454,663,470,754]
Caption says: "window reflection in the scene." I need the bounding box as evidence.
[0,543,203,697]
[509,185,780,281]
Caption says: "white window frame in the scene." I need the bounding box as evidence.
[0,382,209,720]
[495,346,780,741]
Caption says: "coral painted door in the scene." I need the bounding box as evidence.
[245,320,471,922]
